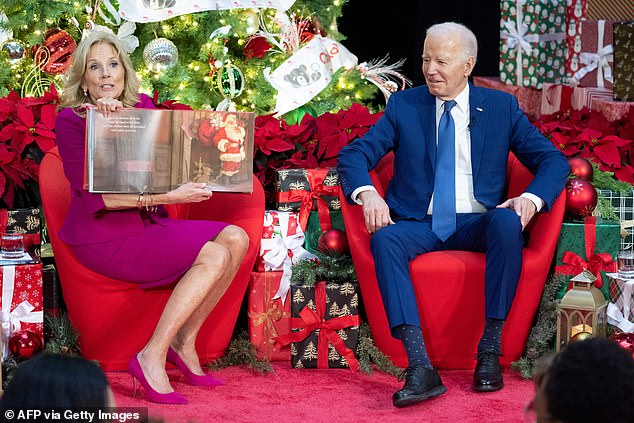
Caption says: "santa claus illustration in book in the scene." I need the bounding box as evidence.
[213,113,246,185]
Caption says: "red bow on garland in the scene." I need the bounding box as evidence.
[555,216,617,289]
[274,281,360,372]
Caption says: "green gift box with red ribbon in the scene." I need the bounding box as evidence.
[274,281,360,371]
[554,216,619,301]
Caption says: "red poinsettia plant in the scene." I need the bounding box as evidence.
[534,107,634,184]
[253,102,383,190]
[0,86,59,207]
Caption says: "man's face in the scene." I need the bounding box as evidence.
[422,34,474,101]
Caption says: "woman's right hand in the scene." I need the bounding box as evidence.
[165,182,213,204]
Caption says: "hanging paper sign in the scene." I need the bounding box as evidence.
[118,0,295,23]
[264,35,358,117]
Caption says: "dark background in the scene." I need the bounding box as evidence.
[338,0,501,86]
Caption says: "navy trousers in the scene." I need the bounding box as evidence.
[369,208,524,331]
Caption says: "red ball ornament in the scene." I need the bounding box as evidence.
[565,178,597,220]
[609,332,634,358]
[568,157,594,181]
[318,228,349,255]
[37,28,76,75]
[8,329,43,361]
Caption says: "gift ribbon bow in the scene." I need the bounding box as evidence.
[1,265,43,360]
[274,281,360,372]
[248,301,291,356]
[573,21,613,88]
[261,212,316,304]
[555,216,617,289]
[605,274,634,333]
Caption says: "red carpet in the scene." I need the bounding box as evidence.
[108,363,533,423]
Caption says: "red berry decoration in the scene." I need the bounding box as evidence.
[568,157,594,181]
[318,228,349,255]
[565,178,597,220]
[36,28,76,75]
[8,329,43,361]
[609,332,634,358]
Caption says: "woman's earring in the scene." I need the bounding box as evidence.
[83,88,88,97]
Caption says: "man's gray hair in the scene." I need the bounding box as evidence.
[426,22,478,63]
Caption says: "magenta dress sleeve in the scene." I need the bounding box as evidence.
[55,108,107,215]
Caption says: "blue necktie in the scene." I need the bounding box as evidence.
[432,100,457,241]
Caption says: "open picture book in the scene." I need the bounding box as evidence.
[85,108,255,193]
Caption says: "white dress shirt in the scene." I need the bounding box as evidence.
[351,84,544,212]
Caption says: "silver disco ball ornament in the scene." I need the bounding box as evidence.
[2,40,26,63]
[143,38,178,70]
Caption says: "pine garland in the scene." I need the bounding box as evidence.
[511,273,567,379]
[357,323,402,376]
[207,331,274,374]
[592,163,634,192]
[44,312,81,356]
[290,251,358,286]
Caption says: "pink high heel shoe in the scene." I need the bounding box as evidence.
[128,354,188,404]
[166,346,224,387]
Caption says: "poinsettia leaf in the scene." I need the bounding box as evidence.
[15,103,35,128]
[263,137,296,153]
[593,143,622,167]
[614,165,634,184]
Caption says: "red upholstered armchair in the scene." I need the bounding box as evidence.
[340,153,566,369]
[39,147,264,371]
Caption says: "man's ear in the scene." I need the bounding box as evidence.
[464,56,475,76]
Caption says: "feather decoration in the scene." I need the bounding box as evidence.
[357,56,412,101]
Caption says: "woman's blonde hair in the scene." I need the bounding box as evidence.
[60,31,140,109]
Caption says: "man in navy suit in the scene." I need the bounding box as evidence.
[337,22,569,408]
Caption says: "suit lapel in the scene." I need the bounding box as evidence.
[418,91,437,173]
[469,84,488,185]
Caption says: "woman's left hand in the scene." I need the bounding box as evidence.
[94,97,123,117]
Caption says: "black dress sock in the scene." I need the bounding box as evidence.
[393,324,432,368]
[477,318,505,354]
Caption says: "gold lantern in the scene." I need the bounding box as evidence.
[556,269,608,351]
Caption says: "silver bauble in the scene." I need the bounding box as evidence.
[143,38,178,70]
[2,40,25,63]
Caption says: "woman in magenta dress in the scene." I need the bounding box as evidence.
[55,30,248,404]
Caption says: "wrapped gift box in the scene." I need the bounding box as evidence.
[555,217,620,301]
[248,271,292,361]
[591,97,634,121]
[255,210,311,271]
[0,208,41,251]
[0,263,44,361]
[499,0,567,88]
[573,20,615,88]
[564,0,588,82]
[606,274,634,332]
[613,21,634,101]
[540,83,612,115]
[586,0,634,20]
[303,210,346,254]
[274,168,340,214]
[597,189,634,250]
[276,281,360,370]
[472,76,541,121]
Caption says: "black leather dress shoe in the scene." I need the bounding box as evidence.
[393,365,447,408]
[472,351,503,392]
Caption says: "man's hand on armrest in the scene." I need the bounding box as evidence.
[358,190,394,234]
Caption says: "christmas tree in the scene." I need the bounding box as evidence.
[0,0,409,117]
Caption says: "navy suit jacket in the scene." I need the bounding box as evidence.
[338,83,569,219]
